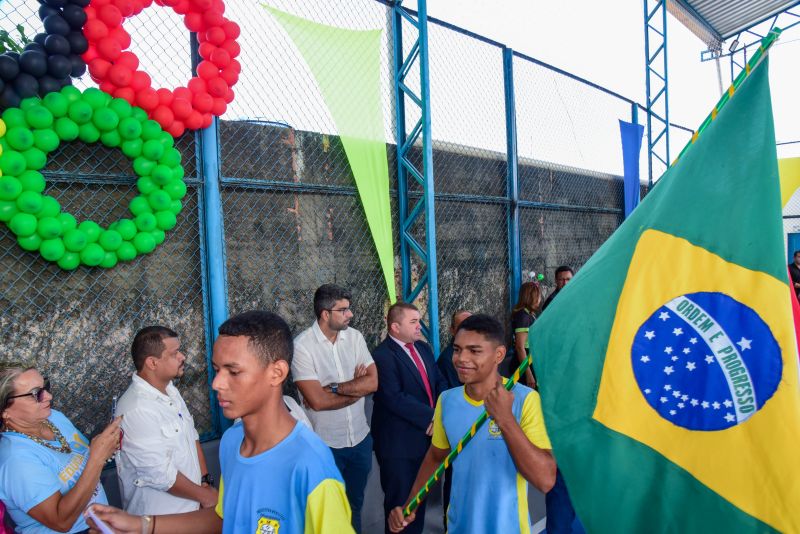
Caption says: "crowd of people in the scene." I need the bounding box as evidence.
[0,266,581,534]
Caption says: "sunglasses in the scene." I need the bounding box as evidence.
[7,379,51,404]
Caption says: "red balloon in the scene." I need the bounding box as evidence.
[196,61,217,81]
[211,97,226,116]
[200,113,212,129]
[195,0,213,10]
[203,10,224,28]
[136,87,159,110]
[160,0,178,5]
[117,51,139,70]
[117,0,137,17]
[166,120,185,138]
[192,91,213,113]
[99,80,117,95]
[224,87,234,104]
[220,39,240,59]
[92,0,111,7]
[228,58,241,74]
[83,45,99,63]
[85,6,98,19]
[156,88,173,106]
[187,77,206,94]
[210,47,230,68]
[99,5,123,27]
[84,20,109,41]
[222,21,240,40]
[198,42,216,59]
[109,64,133,86]
[206,27,225,46]
[114,87,136,102]
[184,13,204,32]
[219,66,238,86]
[171,98,192,119]
[173,0,190,15]
[206,77,227,98]
[89,58,112,80]
[152,106,174,127]
[130,70,151,91]
[97,37,122,60]
[109,27,132,48]
[173,87,192,101]
[185,111,203,130]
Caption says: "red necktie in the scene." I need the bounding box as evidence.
[405,342,433,407]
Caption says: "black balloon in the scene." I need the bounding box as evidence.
[44,34,70,56]
[62,5,87,29]
[47,54,71,78]
[37,75,61,96]
[42,0,68,8]
[5,52,20,61]
[24,42,45,53]
[66,32,88,54]
[13,73,39,98]
[43,15,70,36]
[0,56,19,81]
[0,79,5,95]
[69,54,85,77]
[38,5,60,20]
[33,33,48,46]
[0,86,20,108]
[19,51,48,77]
[70,0,90,6]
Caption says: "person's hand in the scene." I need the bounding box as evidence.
[85,504,141,534]
[485,376,514,427]
[354,364,367,378]
[199,485,219,508]
[525,369,536,388]
[388,506,414,532]
[425,421,433,437]
[89,416,122,465]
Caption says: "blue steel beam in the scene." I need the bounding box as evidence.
[503,47,521,311]
[644,0,671,186]
[392,0,440,357]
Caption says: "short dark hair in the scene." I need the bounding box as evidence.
[131,326,179,372]
[218,310,293,367]
[794,251,800,257]
[387,302,418,328]
[455,314,505,347]
[313,284,352,319]
[555,265,574,276]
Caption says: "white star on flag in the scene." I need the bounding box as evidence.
[712,402,721,409]
[664,366,674,375]
[682,348,691,354]
[690,399,699,406]
[664,384,672,391]
[672,327,683,336]
[689,337,697,344]
[678,402,685,408]
[669,410,677,415]
[660,397,668,403]
[705,355,714,364]
[736,337,752,351]
[659,312,670,321]
[686,362,696,371]
[701,401,710,409]
[640,355,650,363]
[672,391,681,398]
[681,394,689,402]
[671,356,678,361]
[645,331,655,340]
[645,389,651,394]
[723,399,733,408]
[724,413,736,422]
[664,346,673,354]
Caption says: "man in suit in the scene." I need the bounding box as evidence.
[372,302,447,534]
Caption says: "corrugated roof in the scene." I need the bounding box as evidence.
[668,0,800,46]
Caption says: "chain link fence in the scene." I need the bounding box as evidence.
[0,0,695,437]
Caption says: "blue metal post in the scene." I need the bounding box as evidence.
[392,0,440,357]
[643,0,671,186]
[503,47,521,311]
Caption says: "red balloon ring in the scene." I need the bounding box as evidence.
[81,0,240,137]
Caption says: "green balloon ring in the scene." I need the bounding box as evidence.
[0,87,187,269]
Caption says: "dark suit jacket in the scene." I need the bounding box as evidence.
[371,337,447,460]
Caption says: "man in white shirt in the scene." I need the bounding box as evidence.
[115,326,218,515]
[292,284,378,533]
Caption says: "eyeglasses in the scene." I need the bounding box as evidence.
[6,379,51,404]
[326,307,352,314]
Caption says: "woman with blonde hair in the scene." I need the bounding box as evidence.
[511,281,542,387]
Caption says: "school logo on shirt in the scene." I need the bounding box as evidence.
[487,419,503,440]
[256,516,280,534]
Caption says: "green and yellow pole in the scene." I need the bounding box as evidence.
[403,354,533,517]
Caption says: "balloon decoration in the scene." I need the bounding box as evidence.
[82,0,241,137]
[0,0,90,110]
[0,86,187,269]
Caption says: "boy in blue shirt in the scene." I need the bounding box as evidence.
[389,314,556,533]
[89,310,353,534]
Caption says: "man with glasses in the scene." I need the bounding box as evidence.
[292,284,378,533]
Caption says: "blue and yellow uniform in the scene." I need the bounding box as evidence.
[432,380,551,533]
[215,421,353,534]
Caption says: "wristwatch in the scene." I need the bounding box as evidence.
[330,383,339,395]
[201,473,215,487]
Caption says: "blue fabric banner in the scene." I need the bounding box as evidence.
[619,119,645,218]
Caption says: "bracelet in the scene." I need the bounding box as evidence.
[141,515,155,534]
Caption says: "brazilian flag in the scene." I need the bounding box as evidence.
[531,56,800,532]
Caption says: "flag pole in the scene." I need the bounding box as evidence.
[402,354,532,517]
[669,28,782,168]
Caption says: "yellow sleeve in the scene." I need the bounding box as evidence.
[214,477,224,518]
[304,478,353,534]
[431,395,449,450]
[520,391,552,450]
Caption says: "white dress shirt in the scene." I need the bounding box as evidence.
[115,373,202,515]
[292,321,374,449]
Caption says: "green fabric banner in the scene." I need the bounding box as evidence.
[264,5,396,303]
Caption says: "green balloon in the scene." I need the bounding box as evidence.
[154,210,177,231]
[98,229,123,251]
[2,108,27,128]
[152,229,165,245]
[0,176,23,201]
[37,216,62,239]
[58,212,77,233]
[100,130,122,148]
[40,238,65,262]
[169,199,182,215]
[22,148,47,170]
[38,196,61,218]
[171,165,185,182]
[78,220,102,243]
[19,97,39,111]
[142,139,164,161]
[148,190,171,211]
[158,131,174,149]
[0,150,27,175]
[63,228,88,252]
[9,212,37,236]
[17,233,42,252]
[160,148,181,167]
[151,165,173,185]
[54,117,79,141]
[141,120,162,141]
[108,98,132,119]
[129,195,152,216]
[92,107,119,131]
[78,123,100,144]
[25,106,53,129]
[6,127,34,150]
[132,232,156,254]
[130,107,148,121]
[133,157,155,177]
[0,200,18,222]
[99,251,118,268]
[121,139,143,158]
[80,242,105,266]
[16,190,43,214]
[57,251,81,270]
[83,88,110,110]
[60,85,81,103]
[43,92,69,118]
[33,129,60,152]
[115,218,137,240]
[68,101,93,125]
[134,212,157,232]
[163,179,187,200]
[116,241,137,261]
[136,176,157,195]
[18,170,45,193]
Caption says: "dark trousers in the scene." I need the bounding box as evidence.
[442,465,453,529]
[376,454,428,534]
[331,434,373,534]
[546,469,585,534]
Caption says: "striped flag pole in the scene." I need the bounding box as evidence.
[403,354,533,517]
